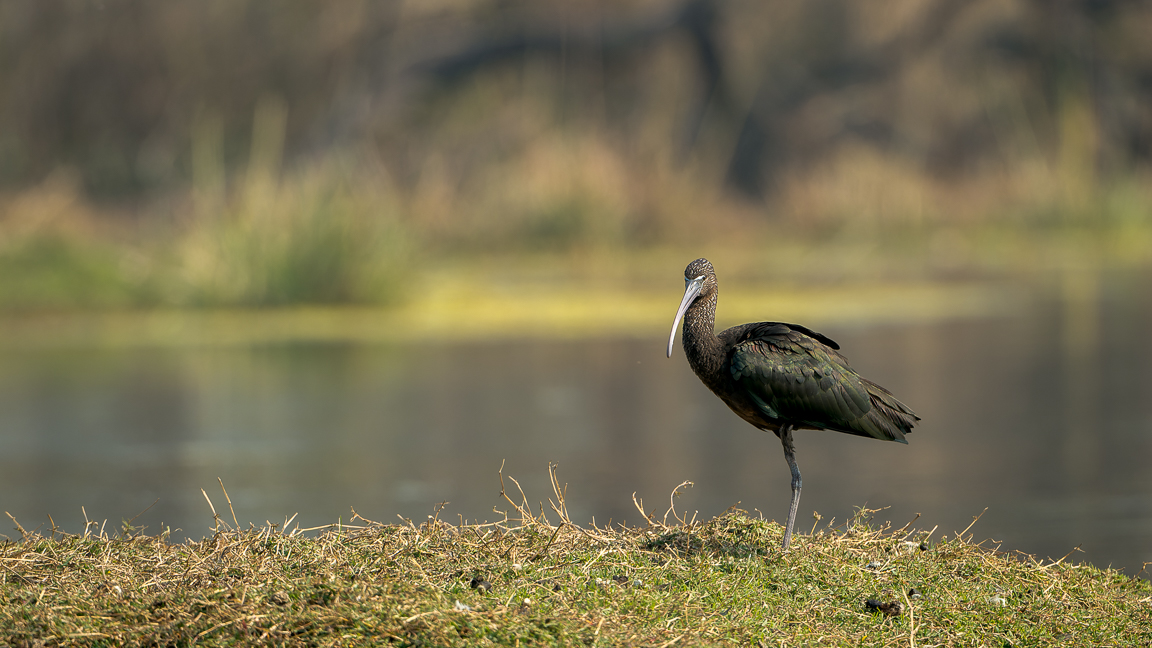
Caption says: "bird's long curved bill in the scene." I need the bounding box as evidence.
[667,277,704,358]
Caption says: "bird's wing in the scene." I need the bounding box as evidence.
[727,323,899,440]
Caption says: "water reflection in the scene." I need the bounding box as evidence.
[1,274,1150,577]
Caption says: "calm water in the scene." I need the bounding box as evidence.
[2,273,1150,577]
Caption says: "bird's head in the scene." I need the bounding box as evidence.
[667,258,717,358]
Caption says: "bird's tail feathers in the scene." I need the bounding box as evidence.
[860,378,919,443]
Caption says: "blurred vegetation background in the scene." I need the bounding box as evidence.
[2,0,1151,311]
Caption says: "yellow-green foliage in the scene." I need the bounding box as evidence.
[175,161,411,307]
[4,92,1152,311]
[0,103,411,311]
[172,100,410,307]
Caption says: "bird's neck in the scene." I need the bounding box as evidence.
[682,291,724,377]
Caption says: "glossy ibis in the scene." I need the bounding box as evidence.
[666,258,918,549]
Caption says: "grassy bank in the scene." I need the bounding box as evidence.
[3,476,1149,647]
[0,277,1024,348]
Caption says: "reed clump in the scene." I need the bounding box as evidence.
[0,102,413,312]
[2,469,1149,647]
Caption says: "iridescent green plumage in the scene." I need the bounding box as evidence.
[727,322,915,442]
[667,258,918,549]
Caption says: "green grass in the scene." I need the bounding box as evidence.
[3,474,1149,647]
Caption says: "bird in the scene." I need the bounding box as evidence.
[666,258,918,549]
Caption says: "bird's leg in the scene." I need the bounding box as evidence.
[779,424,802,550]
